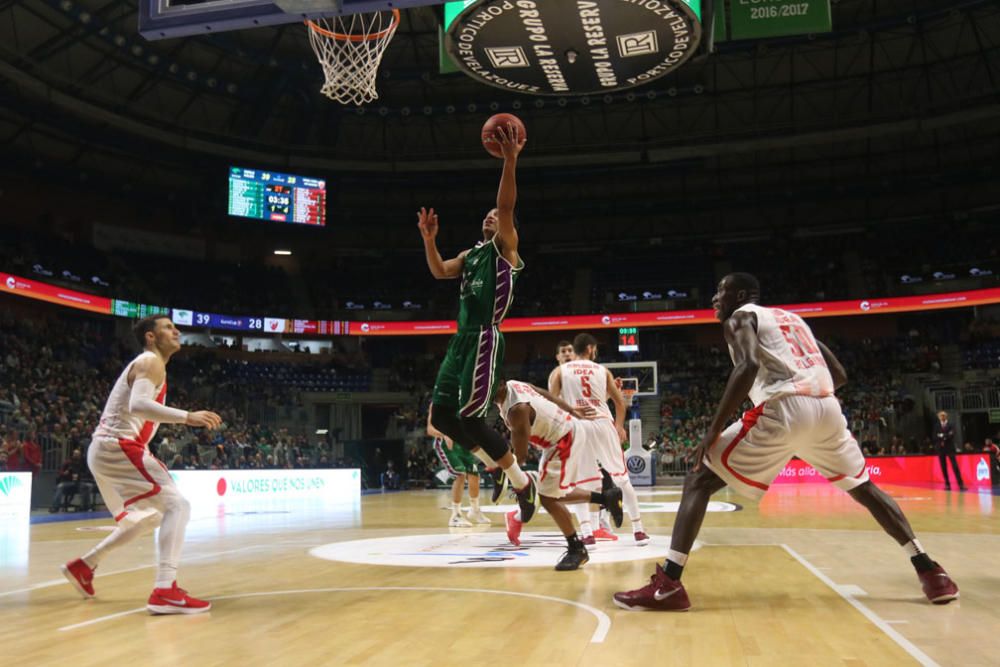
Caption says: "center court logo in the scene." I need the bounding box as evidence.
[310,531,694,568]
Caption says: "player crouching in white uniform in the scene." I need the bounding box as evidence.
[549,333,649,546]
[495,380,624,571]
[61,315,222,615]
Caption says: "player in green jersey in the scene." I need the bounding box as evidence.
[417,123,540,522]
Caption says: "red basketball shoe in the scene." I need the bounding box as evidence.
[61,558,95,599]
[594,527,619,541]
[147,582,212,615]
[613,564,691,611]
[504,510,523,546]
[918,564,959,604]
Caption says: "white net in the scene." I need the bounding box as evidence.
[306,9,400,106]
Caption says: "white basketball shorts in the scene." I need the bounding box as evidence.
[703,394,869,501]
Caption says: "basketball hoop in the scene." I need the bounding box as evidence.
[306,9,400,106]
[621,377,639,404]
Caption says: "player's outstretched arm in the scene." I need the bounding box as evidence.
[694,311,761,466]
[816,340,848,389]
[417,206,466,279]
[128,355,221,428]
[506,405,532,464]
[494,123,525,266]
[533,384,596,420]
[605,369,628,443]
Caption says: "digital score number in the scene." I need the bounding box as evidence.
[618,327,639,353]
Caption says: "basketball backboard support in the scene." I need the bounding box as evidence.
[138,0,442,40]
[603,361,658,398]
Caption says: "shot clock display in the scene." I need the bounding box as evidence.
[228,167,327,226]
[618,327,639,353]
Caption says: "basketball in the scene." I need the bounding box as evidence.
[481,113,526,158]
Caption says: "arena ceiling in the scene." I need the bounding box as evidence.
[1,0,999,242]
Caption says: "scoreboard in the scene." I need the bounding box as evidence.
[228,166,327,226]
[618,327,639,353]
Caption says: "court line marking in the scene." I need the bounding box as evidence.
[0,546,263,599]
[780,544,940,667]
[58,586,612,643]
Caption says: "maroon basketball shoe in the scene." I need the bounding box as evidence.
[613,564,691,611]
[918,564,959,604]
[633,531,651,546]
[61,558,95,599]
[581,535,597,547]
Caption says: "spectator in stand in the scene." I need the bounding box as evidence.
[50,448,95,512]
[2,432,41,476]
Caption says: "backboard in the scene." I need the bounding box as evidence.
[603,361,658,398]
[138,0,443,40]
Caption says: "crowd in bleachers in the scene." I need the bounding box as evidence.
[4,219,999,325]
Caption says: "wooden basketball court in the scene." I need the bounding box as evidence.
[4,483,997,666]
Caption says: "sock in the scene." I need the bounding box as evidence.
[902,538,925,557]
[470,497,480,512]
[504,461,529,490]
[631,518,645,534]
[904,539,935,572]
[155,564,177,589]
[472,449,498,469]
[513,508,522,522]
[591,509,601,530]
[621,480,641,522]
[451,502,461,516]
[566,532,583,550]
[82,515,155,569]
[572,504,593,538]
[155,492,190,589]
[664,549,688,580]
[589,491,603,505]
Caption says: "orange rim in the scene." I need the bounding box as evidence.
[306,8,400,43]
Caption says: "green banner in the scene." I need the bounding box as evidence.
[729,0,831,40]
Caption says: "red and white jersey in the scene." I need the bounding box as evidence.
[92,351,168,446]
[731,303,835,406]
[499,381,573,450]
[559,360,613,421]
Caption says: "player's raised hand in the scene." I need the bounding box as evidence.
[186,410,223,430]
[417,207,439,241]
[496,123,526,160]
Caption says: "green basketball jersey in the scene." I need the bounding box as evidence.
[456,239,524,331]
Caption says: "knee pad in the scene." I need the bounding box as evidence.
[459,416,509,461]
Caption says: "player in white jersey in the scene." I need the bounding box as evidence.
[615,273,959,611]
[548,333,649,546]
[61,315,222,615]
[495,380,624,571]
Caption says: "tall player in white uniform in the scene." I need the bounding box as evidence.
[496,380,624,570]
[61,315,222,614]
[615,273,959,611]
[549,333,649,546]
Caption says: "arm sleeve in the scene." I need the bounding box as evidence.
[129,377,189,425]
